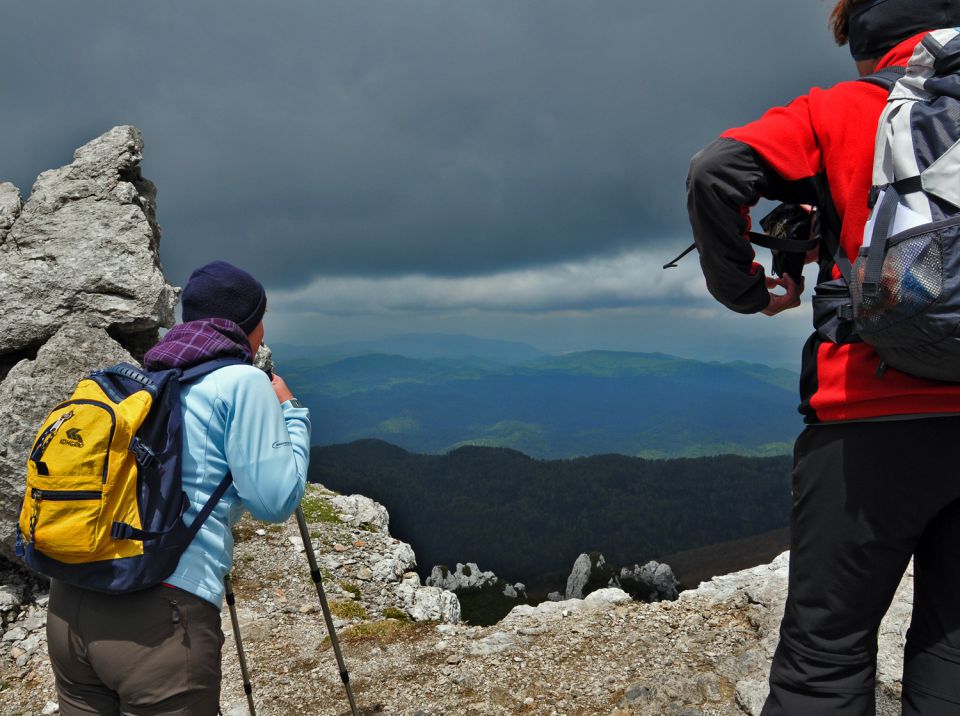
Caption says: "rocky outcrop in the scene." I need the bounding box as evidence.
[0,537,915,714]
[426,562,527,624]
[565,551,620,599]
[329,494,390,533]
[0,126,175,361]
[394,573,462,623]
[620,560,680,602]
[564,552,680,604]
[427,562,498,592]
[0,127,176,560]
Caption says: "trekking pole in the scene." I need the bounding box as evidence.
[294,506,359,716]
[224,573,257,716]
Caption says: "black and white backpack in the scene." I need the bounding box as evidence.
[838,29,960,380]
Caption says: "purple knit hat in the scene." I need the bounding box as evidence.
[180,260,267,334]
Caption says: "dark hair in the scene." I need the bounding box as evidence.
[830,0,871,46]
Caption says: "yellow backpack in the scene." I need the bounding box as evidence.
[17,360,240,592]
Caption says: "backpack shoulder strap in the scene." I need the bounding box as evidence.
[180,357,249,383]
[110,471,234,542]
[858,66,907,92]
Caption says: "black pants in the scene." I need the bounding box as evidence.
[47,580,224,715]
[761,417,960,715]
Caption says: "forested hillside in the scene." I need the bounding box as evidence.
[310,440,792,588]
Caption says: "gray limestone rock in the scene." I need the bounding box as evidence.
[566,553,593,599]
[0,182,21,243]
[582,587,631,609]
[0,126,176,361]
[0,323,134,559]
[504,587,630,623]
[620,560,680,602]
[393,572,461,623]
[427,562,498,592]
[565,552,619,600]
[0,583,26,613]
[253,342,274,375]
[370,541,416,582]
[330,494,390,533]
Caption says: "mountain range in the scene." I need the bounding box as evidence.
[273,334,801,459]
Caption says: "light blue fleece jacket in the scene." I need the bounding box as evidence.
[165,364,310,607]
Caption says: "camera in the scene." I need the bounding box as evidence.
[758,203,818,284]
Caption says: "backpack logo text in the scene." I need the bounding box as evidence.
[60,428,83,448]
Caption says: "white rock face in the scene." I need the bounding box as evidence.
[371,541,416,582]
[0,182,21,241]
[393,573,461,623]
[503,587,631,622]
[0,126,176,359]
[582,587,632,609]
[427,562,498,591]
[680,551,913,715]
[329,494,390,533]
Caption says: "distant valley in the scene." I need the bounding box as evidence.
[310,440,792,591]
[274,334,801,459]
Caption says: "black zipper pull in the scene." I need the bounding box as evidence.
[170,600,181,625]
[876,359,887,378]
[29,491,43,543]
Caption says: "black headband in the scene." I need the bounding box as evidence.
[849,0,960,60]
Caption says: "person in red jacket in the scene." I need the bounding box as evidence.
[687,1,960,713]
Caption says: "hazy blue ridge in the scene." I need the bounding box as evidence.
[279,345,800,459]
[271,332,546,366]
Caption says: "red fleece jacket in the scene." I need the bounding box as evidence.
[689,33,960,423]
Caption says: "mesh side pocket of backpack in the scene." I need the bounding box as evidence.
[850,230,943,341]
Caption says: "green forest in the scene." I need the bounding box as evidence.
[309,440,792,589]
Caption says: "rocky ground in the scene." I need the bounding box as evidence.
[0,485,911,716]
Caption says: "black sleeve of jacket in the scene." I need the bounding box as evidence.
[686,137,788,314]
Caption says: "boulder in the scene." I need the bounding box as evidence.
[0,126,176,361]
[393,572,461,623]
[620,560,680,602]
[0,324,134,559]
[370,541,416,582]
[565,551,619,599]
[329,494,390,533]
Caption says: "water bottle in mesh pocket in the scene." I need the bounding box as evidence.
[849,218,960,381]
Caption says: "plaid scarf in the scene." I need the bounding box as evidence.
[144,318,252,371]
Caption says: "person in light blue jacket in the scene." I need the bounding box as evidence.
[46,261,309,715]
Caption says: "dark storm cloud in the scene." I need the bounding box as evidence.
[2,0,850,291]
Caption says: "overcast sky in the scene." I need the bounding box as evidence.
[2,1,853,366]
